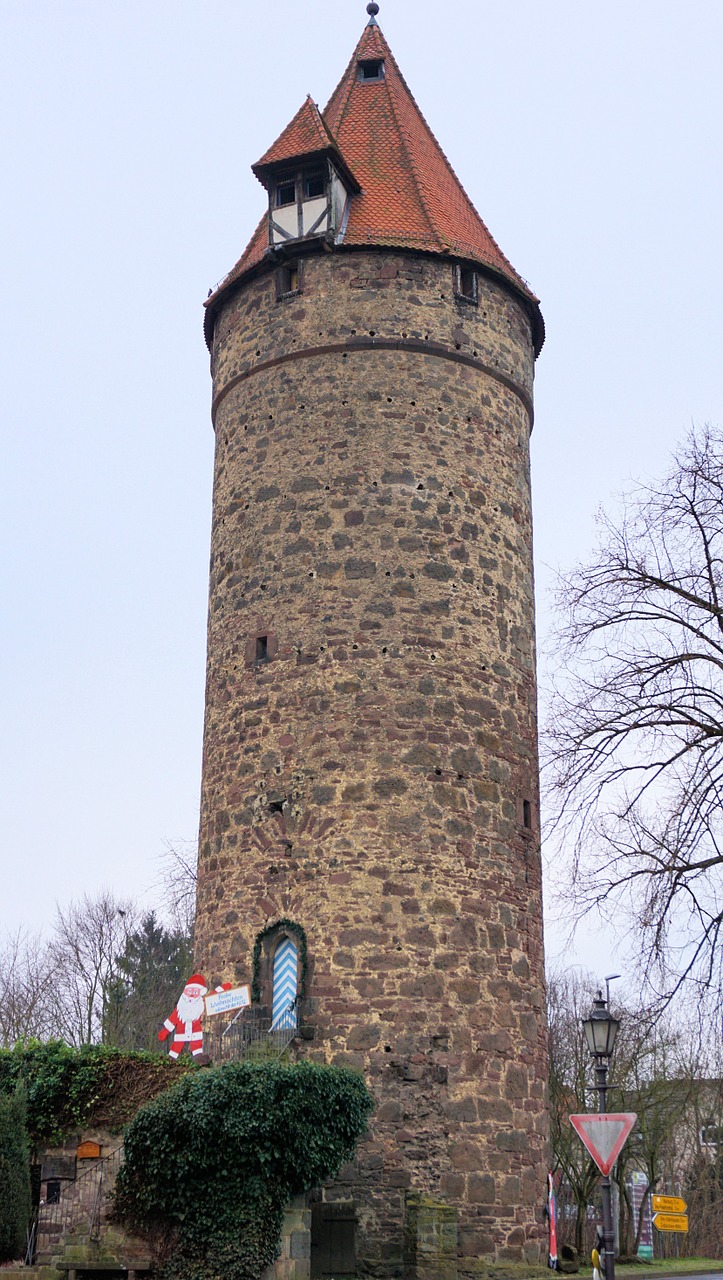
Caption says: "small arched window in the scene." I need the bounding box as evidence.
[271,934,299,1030]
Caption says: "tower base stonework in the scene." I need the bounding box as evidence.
[404,1195,458,1280]
[262,1197,312,1280]
[196,10,548,1274]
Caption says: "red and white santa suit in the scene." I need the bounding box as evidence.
[158,974,231,1059]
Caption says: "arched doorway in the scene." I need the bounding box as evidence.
[271,934,298,1030]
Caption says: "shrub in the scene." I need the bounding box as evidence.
[0,1041,194,1145]
[0,1087,31,1262]
[114,1058,374,1280]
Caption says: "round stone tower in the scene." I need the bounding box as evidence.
[196,8,548,1272]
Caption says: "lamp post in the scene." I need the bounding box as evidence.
[582,991,620,1280]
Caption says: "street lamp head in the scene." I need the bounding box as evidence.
[583,989,620,1059]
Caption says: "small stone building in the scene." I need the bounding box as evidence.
[195,3,549,1273]
[30,1131,147,1278]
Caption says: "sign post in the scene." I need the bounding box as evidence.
[569,1114,637,1176]
[205,984,251,1017]
[580,986,628,1280]
[652,1195,688,1236]
[653,1212,689,1233]
[569,1113,636,1279]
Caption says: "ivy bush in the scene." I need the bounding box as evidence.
[114,1059,374,1280]
[0,1087,31,1262]
[0,1042,193,1146]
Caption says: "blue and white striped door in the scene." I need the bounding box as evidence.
[271,936,298,1030]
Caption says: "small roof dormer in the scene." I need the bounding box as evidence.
[252,96,360,250]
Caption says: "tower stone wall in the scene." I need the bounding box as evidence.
[195,247,548,1269]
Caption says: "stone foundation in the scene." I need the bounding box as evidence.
[404,1194,458,1280]
[263,1195,312,1280]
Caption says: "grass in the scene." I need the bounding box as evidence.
[576,1261,723,1277]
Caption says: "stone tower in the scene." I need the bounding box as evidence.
[196,5,548,1272]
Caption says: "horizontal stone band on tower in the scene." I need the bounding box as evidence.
[211,335,534,429]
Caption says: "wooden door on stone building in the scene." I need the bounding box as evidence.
[310,1202,356,1278]
[271,935,298,1030]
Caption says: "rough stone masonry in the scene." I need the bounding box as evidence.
[194,13,549,1275]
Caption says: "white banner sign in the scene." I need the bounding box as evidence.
[205,984,251,1016]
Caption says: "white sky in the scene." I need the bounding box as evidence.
[1,0,721,983]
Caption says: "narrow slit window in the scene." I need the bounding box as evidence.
[523,799,532,830]
[46,1180,62,1205]
[358,59,384,81]
[256,635,269,663]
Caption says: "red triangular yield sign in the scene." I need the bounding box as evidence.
[569,1113,637,1175]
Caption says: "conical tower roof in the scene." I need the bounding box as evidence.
[206,16,542,351]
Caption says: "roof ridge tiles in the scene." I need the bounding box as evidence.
[366,33,442,253]
[380,36,527,287]
[321,41,361,137]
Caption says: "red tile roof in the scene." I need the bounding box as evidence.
[206,21,542,348]
[252,96,338,172]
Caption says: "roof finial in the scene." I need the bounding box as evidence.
[366,2,380,24]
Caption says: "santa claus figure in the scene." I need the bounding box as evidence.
[158,973,231,1058]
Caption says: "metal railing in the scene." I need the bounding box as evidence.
[25,1206,38,1266]
[204,1003,297,1064]
[32,1145,124,1261]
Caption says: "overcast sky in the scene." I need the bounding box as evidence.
[2,0,721,983]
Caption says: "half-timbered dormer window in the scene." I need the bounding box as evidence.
[269,160,349,248]
[251,96,361,253]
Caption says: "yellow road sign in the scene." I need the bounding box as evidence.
[653,1212,689,1233]
[652,1194,687,1215]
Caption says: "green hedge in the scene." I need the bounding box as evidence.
[0,1042,194,1146]
[0,1087,31,1262]
[114,1058,374,1280]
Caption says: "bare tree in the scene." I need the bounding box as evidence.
[0,928,55,1047]
[614,1015,697,1255]
[48,891,136,1045]
[548,970,710,1259]
[547,970,601,1253]
[683,1051,723,1258]
[156,839,197,939]
[545,424,723,1007]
